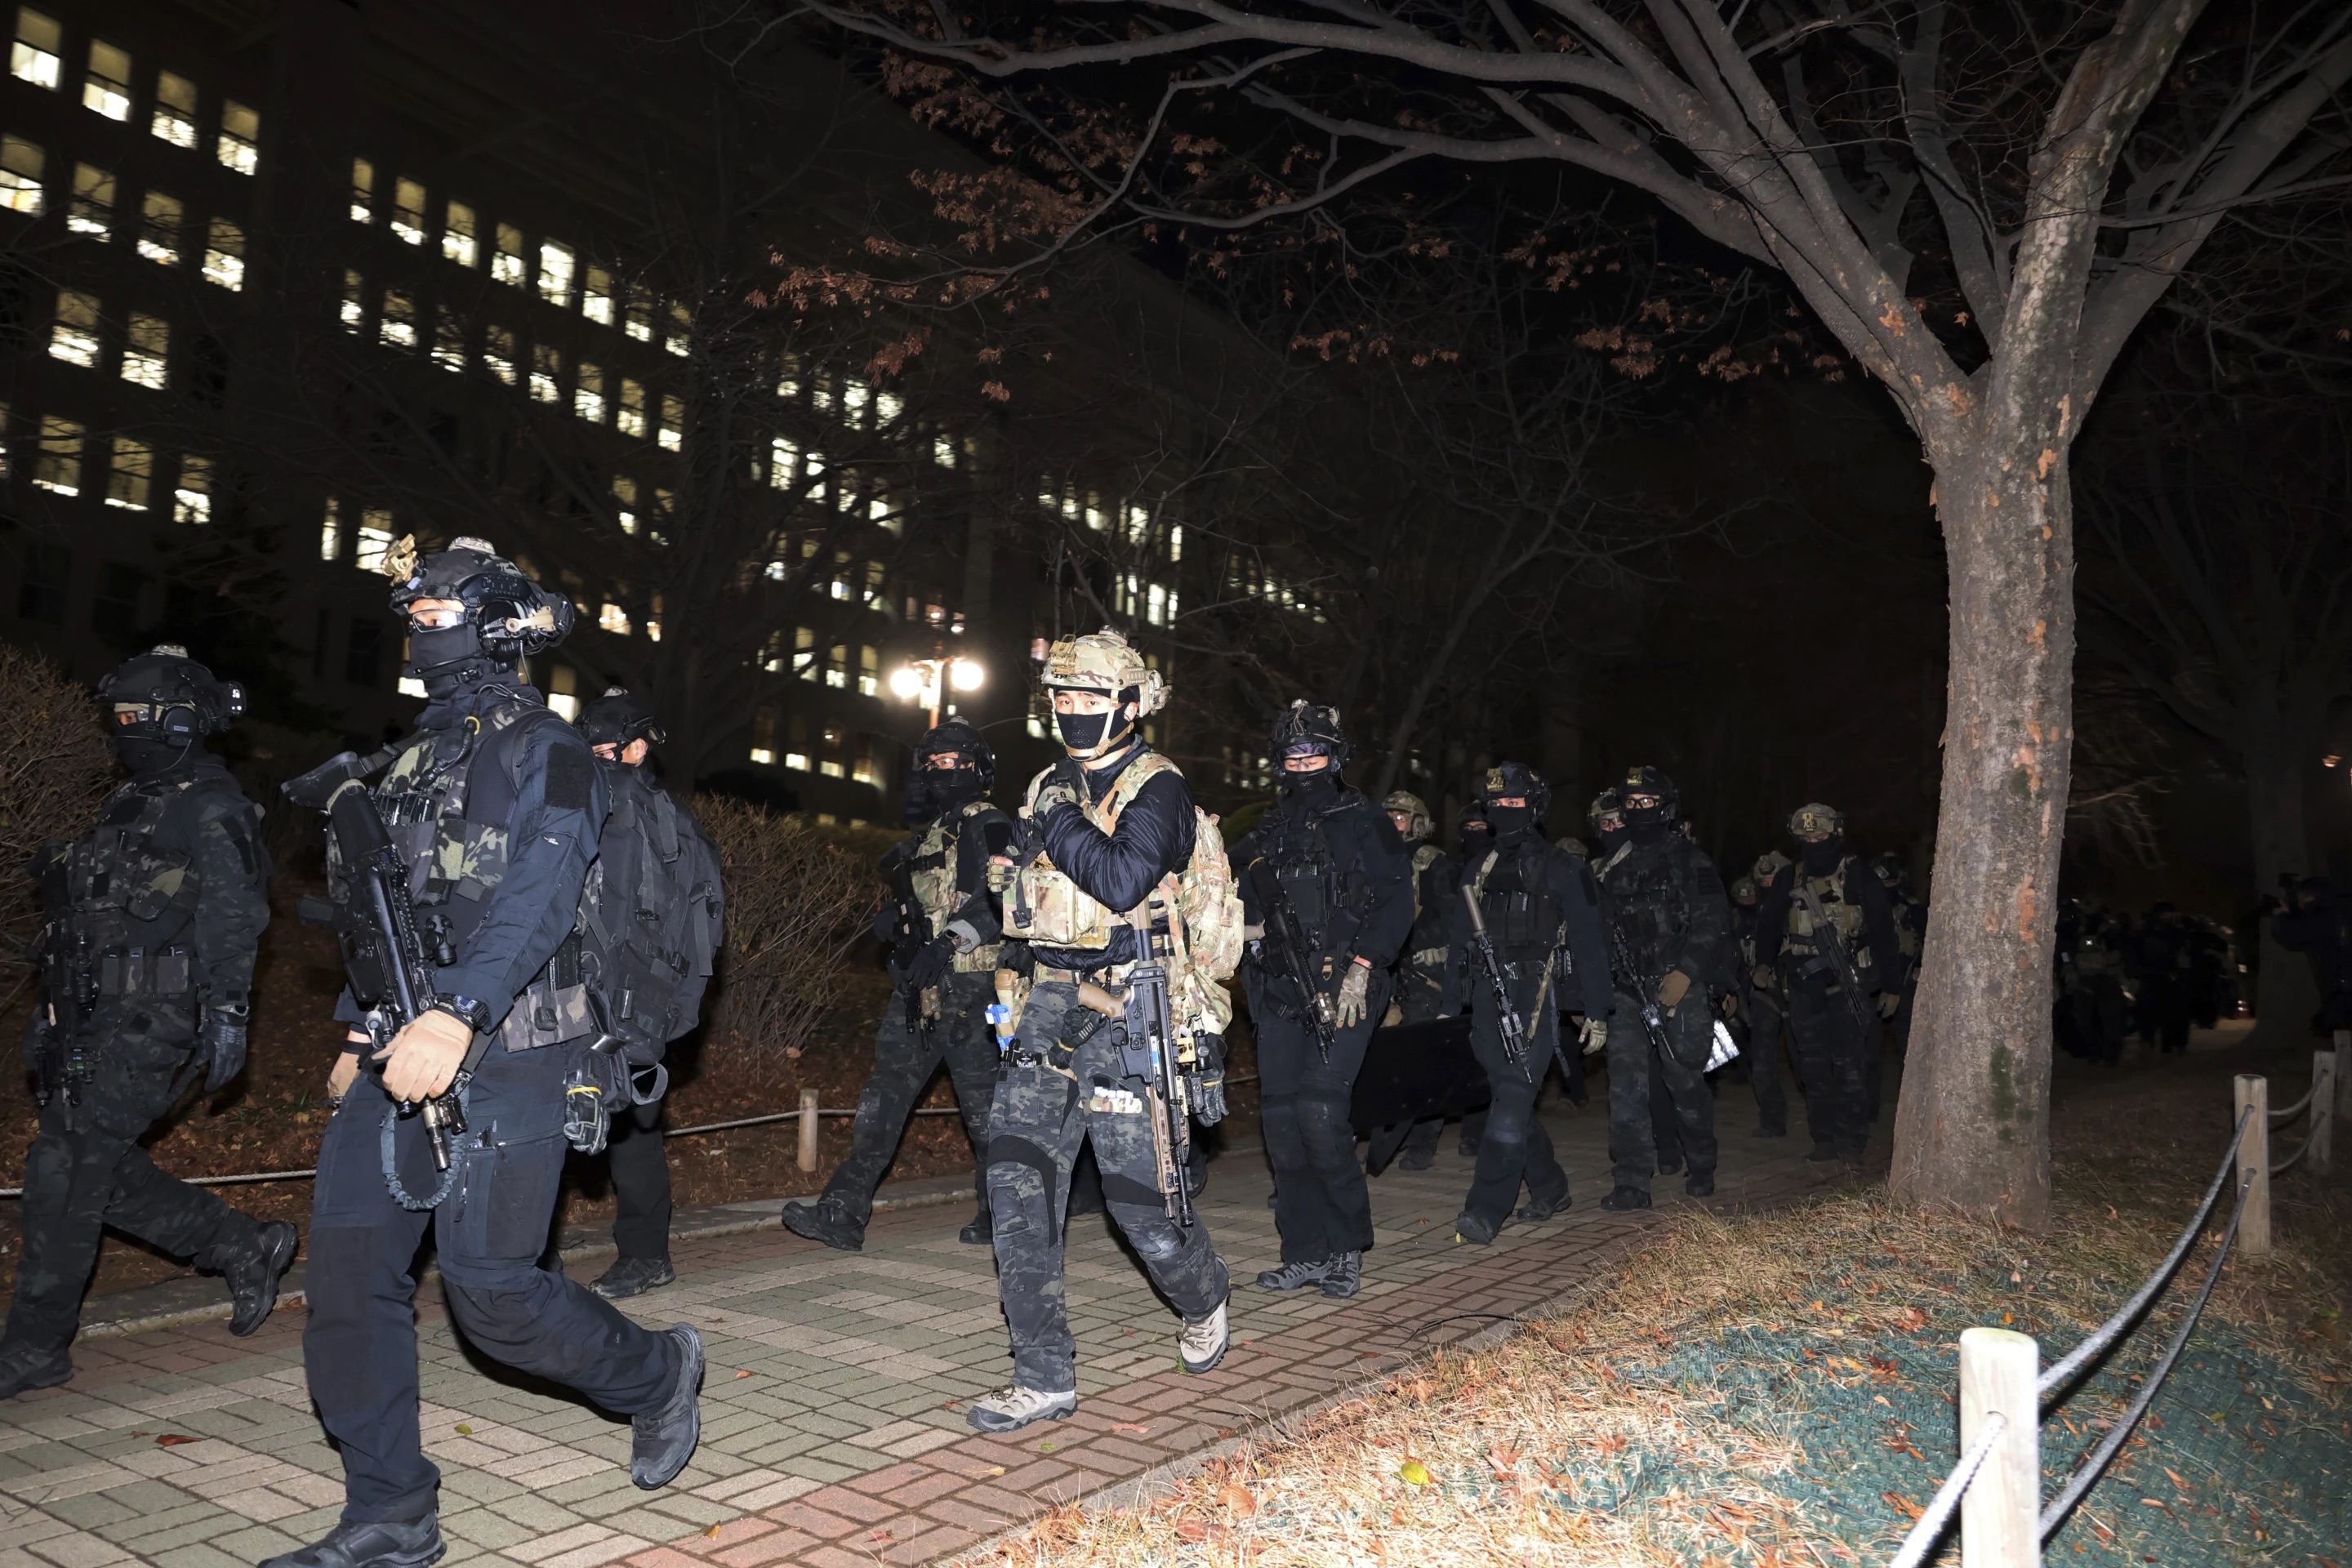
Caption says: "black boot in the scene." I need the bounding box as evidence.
[0,1340,72,1401]
[781,1196,865,1251]
[259,1510,444,1568]
[631,1325,704,1489]
[1684,1171,1717,1198]
[959,1205,992,1245]
[590,1257,677,1300]
[1598,1186,1651,1212]
[222,1221,299,1338]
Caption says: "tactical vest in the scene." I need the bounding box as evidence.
[38,778,239,1019]
[345,697,588,1051]
[1468,843,1568,968]
[580,766,724,1052]
[907,797,1004,974]
[1781,858,1874,987]
[1002,751,1243,1048]
[1250,792,1380,960]
[1599,840,1694,974]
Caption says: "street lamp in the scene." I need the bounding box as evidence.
[888,654,984,728]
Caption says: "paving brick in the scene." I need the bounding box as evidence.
[758,1501,861,1540]
[710,1530,822,1567]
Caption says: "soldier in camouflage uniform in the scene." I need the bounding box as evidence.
[1738,853,1794,1138]
[1374,791,1472,1171]
[1,648,295,1401]
[785,719,1011,1251]
[969,630,1236,1433]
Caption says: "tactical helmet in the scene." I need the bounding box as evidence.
[913,717,996,792]
[1477,761,1551,822]
[1753,849,1792,881]
[1039,627,1165,760]
[1555,835,1590,859]
[1382,790,1433,844]
[1272,700,1350,773]
[1869,850,1908,889]
[98,644,245,742]
[1730,875,1759,903]
[1587,786,1624,834]
[385,533,575,662]
[1788,801,1845,840]
[578,687,666,751]
[1619,764,1680,824]
[1457,801,1490,839]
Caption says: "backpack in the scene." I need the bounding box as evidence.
[580,767,724,1058]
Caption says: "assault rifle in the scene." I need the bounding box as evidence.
[1788,877,1875,1031]
[296,780,474,1172]
[876,843,936,1044]
[29,843,97,1106]
[1258,875,1336,1063]
[1459,885,1530,1074]
[1606,912,1675,1062]
[1120,908,1193,1227]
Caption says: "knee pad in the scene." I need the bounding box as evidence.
[1293,1096,1354,1159]
[986,1136,1058,1217]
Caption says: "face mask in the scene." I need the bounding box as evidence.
[1802,835,1844,875]
[1487,804,1533,839]
[928,770,982,809]
[1629,817,1673,845]
[1055,710,1111,752]
[111,734,194,775]
[1598,825,1628,852]
[1278,769,1337,800]
[404,621,486,677]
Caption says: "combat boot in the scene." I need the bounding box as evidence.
[1598,1186,1652,1212]
[590,1257,676,1300]
[1452,1211,1499,1245]
[0,1340,72,1401]
[222,1221,299,1338]
[1254,1257,1333,1292]
[780,1196,865,1251]
[967,1384,1077,1433]
[1178,1300,1229,1372]
[1517,1191,1567,1224]
[258,1510,443,1568]
[959,1204,992,1245]
[1319,1250,1362,1299]
[630,1325,703,1489]
[1685,1171,1717,1198]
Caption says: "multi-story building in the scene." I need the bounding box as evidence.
[1,0,1258,822]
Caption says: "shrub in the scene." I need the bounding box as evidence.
[695,796,879,1062]
[0,646,111,991]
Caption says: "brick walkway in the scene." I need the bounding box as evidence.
[0,1089,1842,1568]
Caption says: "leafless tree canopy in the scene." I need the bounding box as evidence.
[696,797,879,1061]
[0,649,114,996]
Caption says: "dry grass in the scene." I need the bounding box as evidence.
[964,1050,2350,1567]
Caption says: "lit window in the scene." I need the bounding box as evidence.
[617,378,646,438]
[529,342,561,403]
[870,494,898,534]
[544,665,579,721]
[750,706,777,766]
[776,356,801,399]
[48,287,99,367]
[174,453,212,523]
[581,265,612,327]
[826,644,848,690]
[11,7,59,89]
[391,177,425,244]
[537,239,574,305]
[443,200,477,267]
[858,645,879,697]
[932,433,956,467]
[33,415,82,494]
[122,312,168,388]
[350,157,373,223]
[665,301,691,356]
[574,362,605,423]
[1147,582,1168,626]
[105,436,150,510]
[82,38,131,119]
[843,378,870,425]
[623,287,653,343]
[875,390,902,425]
[341,270,364,333]
[796,626,817,682]
[137,189,180,265]
[657,394,682,451]
[769,434,797,487]
[152,70,196,146]
[356,510,395,571]
[430,309,465,371]
[492,223,525,286]
[812,374,833,414]
[1126,504,1150,543]
[599,602,630,635]
[217,99,258,173]
[484,325,517,385]
[0,133,42,212]
[201,218,243,289]
[1167,523,1183,563]
[67,162,111,236]
[820,726,844,777]
[612,474,637,535]
[380,290,416,350]
[320,498,342,561]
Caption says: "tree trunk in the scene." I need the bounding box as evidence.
[1889,441,2076,1230]
[2244,729,2319,1045]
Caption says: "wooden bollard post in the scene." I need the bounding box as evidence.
[2314,1050,2336,1174]
[1959,1326,2041,1568]
[798,1087,821,1173]
[2336,1032,2352,1158]
[2234,1074,2270,1259]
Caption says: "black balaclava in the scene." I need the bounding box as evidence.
[113,734,198,777]
[100,646,237,779]
[1801,833,1846,876]
[1277,750,1340,813]
[1487,803,1535,840]
[1597,820,1629,854]
[1459,809,1493,861]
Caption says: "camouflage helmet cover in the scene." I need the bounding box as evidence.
[1587,786,1623,833]
[1382,790,1433,844]
[1555,835,1590,859]
[1788,801,1846,839]
[1753,849,1793,880]
[1730,874,1759,902]
[1040,626,1165,708]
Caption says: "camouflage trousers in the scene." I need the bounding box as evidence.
[3,1002,259,1352]
[823,973,997,1223]
[1784,984,1871,1156]
[987,982,1228,1393]
[1606,992,1718,1194]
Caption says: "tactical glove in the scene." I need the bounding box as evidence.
[1656,970,1693,1009]
[199,1004,250,1094]
[1334,961,1373,1028]
[985,857,1018,894]
[1878,991,1902,1019]
[892,937,954,996]
[1579,1017,1609,1055]
[1190,1033,1228,1125]
[1032,761,1085,822]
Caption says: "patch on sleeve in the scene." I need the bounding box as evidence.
[544,742,593,811]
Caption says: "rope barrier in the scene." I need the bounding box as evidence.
[2270,1136,2311,1177]
[2036,1107,2249,1400]
[1885,1412,2009,1568]
[2268,1087,2314,1124]
[2038,1169,2255,1540]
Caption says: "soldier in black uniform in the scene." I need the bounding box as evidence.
[270,539,700,1568]
[786,719,1011,1251]
[575,690,724,1300]
[1739,853,1795,1138]
[1752,803,1899,1165]
[1374,791,1468,1172]
[1449,764,1613,1243]
[1,648,295,1401]
[1450,802,1493,1158]
[1593,766,1731,1210]
[1234,704,1410,1298]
